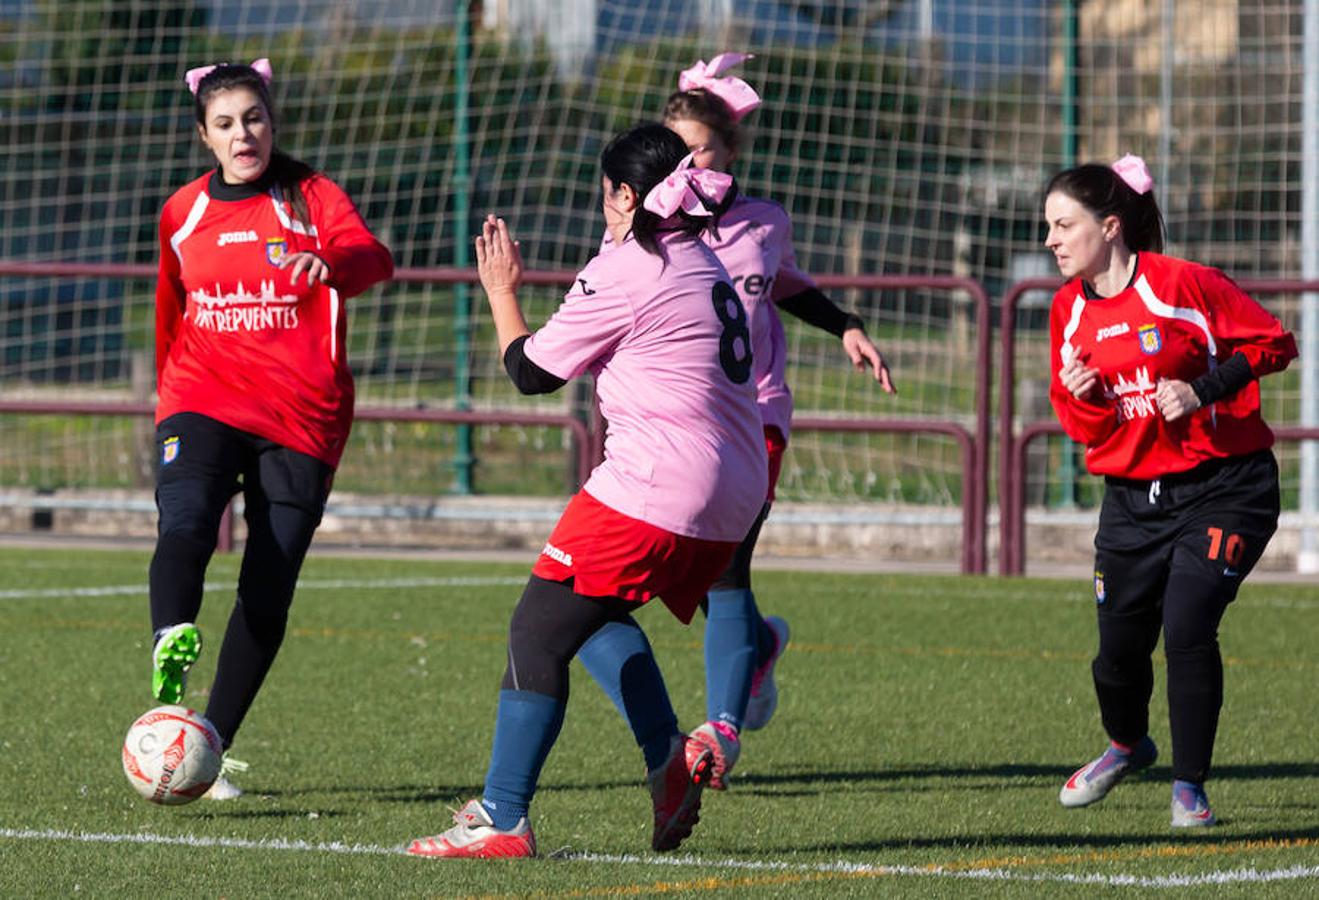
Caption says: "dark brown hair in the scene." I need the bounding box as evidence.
[1044,163,1165,253]
[599,122,736,258]
[193,63,315,227]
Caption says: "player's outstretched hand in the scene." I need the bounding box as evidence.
[475,214,523,299]
[281,251,330,286]
[1156,377,1201,422]
[843,327,896,394]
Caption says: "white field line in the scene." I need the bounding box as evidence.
[2,827,1318,889]
[0,576,526,600]
[8,577,1317,610]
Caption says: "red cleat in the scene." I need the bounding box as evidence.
[649,735,713,852]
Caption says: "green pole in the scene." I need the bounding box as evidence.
[1056,0,1080,508]
[1062,0,1078,169]
[452,0,475,493]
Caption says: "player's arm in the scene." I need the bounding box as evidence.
[1197,266,1298,379]
[502,337,567,395]
[474,214,531,356]
[771,217,895,392]
[1049,302,1118,446]
[1158,267,1298,422]
[472,214,568,396]
[154,212,186,388]
[293,176,394,296]
[502,228,633,397]
[775,286,895,392]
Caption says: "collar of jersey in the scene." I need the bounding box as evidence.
[207,167,275,202]
[1082,252,1140,300]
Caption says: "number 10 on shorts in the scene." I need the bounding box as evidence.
[1206,527,1244,566]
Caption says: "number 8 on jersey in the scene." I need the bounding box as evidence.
[712,281,752,383]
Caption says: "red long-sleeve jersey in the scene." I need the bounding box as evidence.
[1048,253,1296,480]
[156,170,393,467]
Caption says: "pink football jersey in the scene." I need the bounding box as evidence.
[705,195,817,439]
[524,231,768,541]
[598,196,816,439]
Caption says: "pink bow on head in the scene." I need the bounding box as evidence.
[678,52,760,122]
[643,153,735,219]
[184,58,274,95]
[1112,153,1153,195]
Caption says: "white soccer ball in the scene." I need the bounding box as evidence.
[122,705,223,805]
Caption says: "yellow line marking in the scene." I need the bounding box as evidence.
[950,834,1319,873]
[479,836,1319,897]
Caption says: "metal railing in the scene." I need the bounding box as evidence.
[0,264,991,573]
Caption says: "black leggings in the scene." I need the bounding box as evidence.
[708,502,771,593]
[149,413,330,747]
[503,575,641,700]
[1091,451,1279,784]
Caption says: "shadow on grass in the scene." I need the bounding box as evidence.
[247,761,1319,806]
[780,823,1319,855]
[733,760,1319,789]
[191,808,346,821]
[259,784,483,804]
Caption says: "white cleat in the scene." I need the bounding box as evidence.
[1171,782,1217,828]
[204,755,249,801]
[1059,737,1157,808]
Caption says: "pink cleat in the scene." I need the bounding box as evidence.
[689,720,741,791]
[407,799,536,859]
[744,616,789,731]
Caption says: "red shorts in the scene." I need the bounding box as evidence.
[765,425,787,503]
[531,490,738,624]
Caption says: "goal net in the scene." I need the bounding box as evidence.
[0,1,1311,556]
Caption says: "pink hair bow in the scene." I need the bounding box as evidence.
[1112,153,1153,195]
[184,58,274,95]
[678,52,760,121]
[643,153,734,219]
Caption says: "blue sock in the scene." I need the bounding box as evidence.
[577,621,679,772]
[481,689,565,830]
[704,588,760,730]
[755,614,777,667]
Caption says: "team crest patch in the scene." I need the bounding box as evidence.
[265,238,288,266]
[1094,570,1106,604]
[162,436,180,465]
[1137,324,1162,355]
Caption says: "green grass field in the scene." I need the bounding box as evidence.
[2,547,1317,897]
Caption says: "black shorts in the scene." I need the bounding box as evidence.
[1093,450,1280,611]
[155,412,334,533]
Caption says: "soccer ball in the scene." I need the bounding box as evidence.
[121,705,223,805]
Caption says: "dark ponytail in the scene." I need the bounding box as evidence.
[600,122,737,258]
[1044,163,1165,253]
[193,62,316,228]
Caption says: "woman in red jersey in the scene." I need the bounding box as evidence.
[147,59,393,798]
[1044,154,1296,827]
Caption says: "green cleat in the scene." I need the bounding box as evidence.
[151,623,201,704]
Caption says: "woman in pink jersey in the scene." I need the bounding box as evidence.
[1044,155,1295,827]
[407,123,766,859]
[579,54,895,791]
[148,60,392,799]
